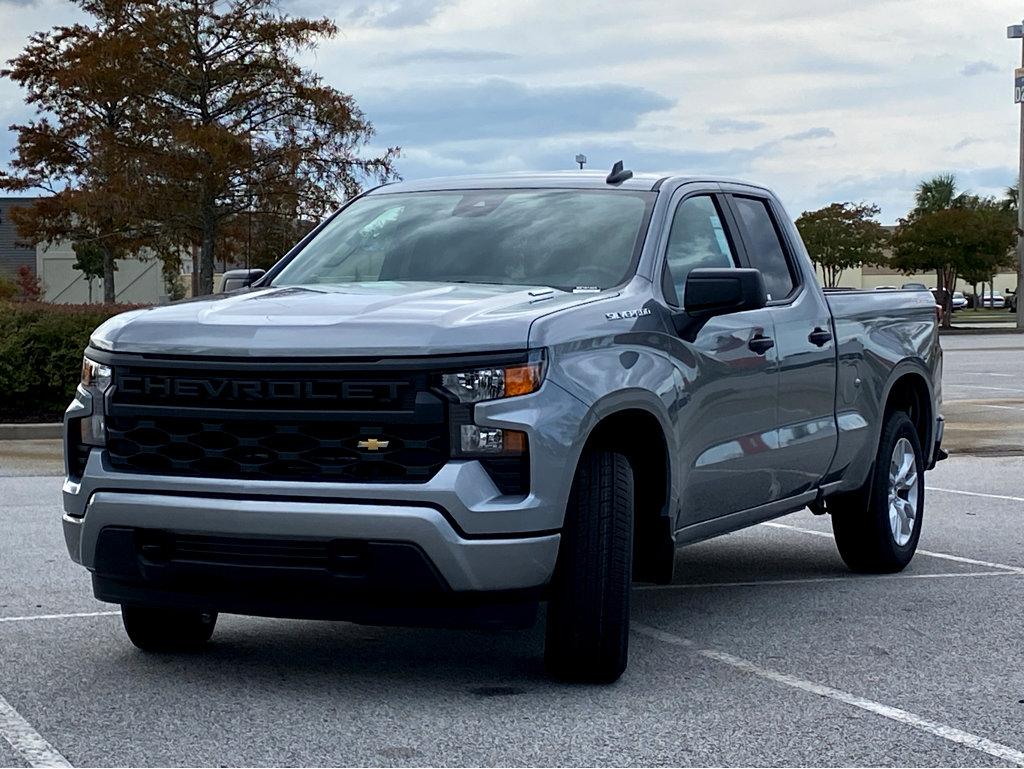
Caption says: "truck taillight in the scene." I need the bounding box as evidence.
[935,303,944,324]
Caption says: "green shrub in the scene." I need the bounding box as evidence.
[0,277,16,300]
[0,300,146,422]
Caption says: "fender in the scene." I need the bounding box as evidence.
[830,356,936,498]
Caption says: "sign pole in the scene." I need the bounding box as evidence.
[1018,52,1024,330]
[1011,23,1024,330]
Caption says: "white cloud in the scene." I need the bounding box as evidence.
[3,0,1022,221]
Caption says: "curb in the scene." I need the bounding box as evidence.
[940,327,1023,335]
[0,423,63,440]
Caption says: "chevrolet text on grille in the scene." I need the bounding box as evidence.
[117,375,405,401]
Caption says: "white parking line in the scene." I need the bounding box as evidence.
[928,486,1024,504]
[945,384,1024,394]
[974,403,1024,412]
[0,693,72,768]
[0,611,120,624]
[633,623,1024,767]
[634,570,1021,591]
[761,522,1024,573]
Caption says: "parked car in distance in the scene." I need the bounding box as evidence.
[951,291,967,311]
[981,291,1005,308]
[874,285,897,290]
[902,282,929,290]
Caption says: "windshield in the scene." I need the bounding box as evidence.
[271,188,656,291]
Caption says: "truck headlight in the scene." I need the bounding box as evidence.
[440,353,545,403]
[81,357,113,393]
[79,357,113,447]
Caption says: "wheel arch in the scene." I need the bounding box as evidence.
[880,362,935,458]
[576,398,674,580]
[827,361,935,510]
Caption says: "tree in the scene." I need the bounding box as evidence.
[914,174,959,214]
[72,240,109,303]
[1002,184,1018,213]
[796,202,888,288]
[891,197,1015,327]
[1,0,152,302]
[132,0,399,294]
[2,0,398,301]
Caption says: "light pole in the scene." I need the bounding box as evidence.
[1008,21,1024,330]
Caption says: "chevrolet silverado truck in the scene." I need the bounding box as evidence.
[63,169,943,683]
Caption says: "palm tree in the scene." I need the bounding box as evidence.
[1003,184,1018,213]
[914,174,958,214]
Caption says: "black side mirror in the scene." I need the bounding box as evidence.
[683,268,768,319]
[218,268,267,293]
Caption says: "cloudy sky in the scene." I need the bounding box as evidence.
[1,0,1022,221]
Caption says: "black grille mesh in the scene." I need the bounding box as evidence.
[107,416,448,483]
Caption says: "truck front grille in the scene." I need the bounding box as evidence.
[106,416,448,483]
[104,361,449,484]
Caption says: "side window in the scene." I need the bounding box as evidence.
[663,195,736,306]
[732,196,797,301]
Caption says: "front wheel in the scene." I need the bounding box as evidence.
[121,605,217,651]
[545,450,634,683]
[831,411,924,573]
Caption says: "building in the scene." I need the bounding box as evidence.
[34,240,165,304]
[0,197,39,280]
[2,196,169,303]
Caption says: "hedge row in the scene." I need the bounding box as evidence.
[0,301,145,423]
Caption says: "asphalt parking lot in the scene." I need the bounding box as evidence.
[1,332,1023,767]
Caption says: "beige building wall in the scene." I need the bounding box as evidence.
[813,263,1018,295]
[36,241,166,304]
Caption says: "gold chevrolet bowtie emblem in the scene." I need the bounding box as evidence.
[358,438,390,451]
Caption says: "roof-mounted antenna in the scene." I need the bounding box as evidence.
[606,160,633,185]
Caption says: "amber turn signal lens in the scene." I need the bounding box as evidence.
[504,363,543,397]
[502,429,527,454]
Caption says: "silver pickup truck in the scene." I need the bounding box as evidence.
[63,169,943,683]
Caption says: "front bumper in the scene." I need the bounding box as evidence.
[63,489,559,594]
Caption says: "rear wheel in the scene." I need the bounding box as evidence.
[121,605,217,651]
[831,411,924,573]
[545,450,634,683]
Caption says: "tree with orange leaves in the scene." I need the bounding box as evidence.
[1,0,152,302]
[3,0,399,299]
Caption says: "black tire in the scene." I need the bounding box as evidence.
[121,605,217,651]
[545,451,634,683]
[831,411,924,573]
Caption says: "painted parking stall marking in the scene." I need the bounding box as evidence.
[634,569,1022,591]
[633,623,1024,767]
[0,693,73,768]
[761,521,1024,573]
[0,610,120,624]
[927,486,1024,504]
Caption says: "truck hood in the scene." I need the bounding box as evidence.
[91,282,601,357]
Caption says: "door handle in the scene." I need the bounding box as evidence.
[808,327,832,347]
[748,334,775,355]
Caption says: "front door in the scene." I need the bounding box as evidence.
[658,191,781,525]
[724,190,839,499]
